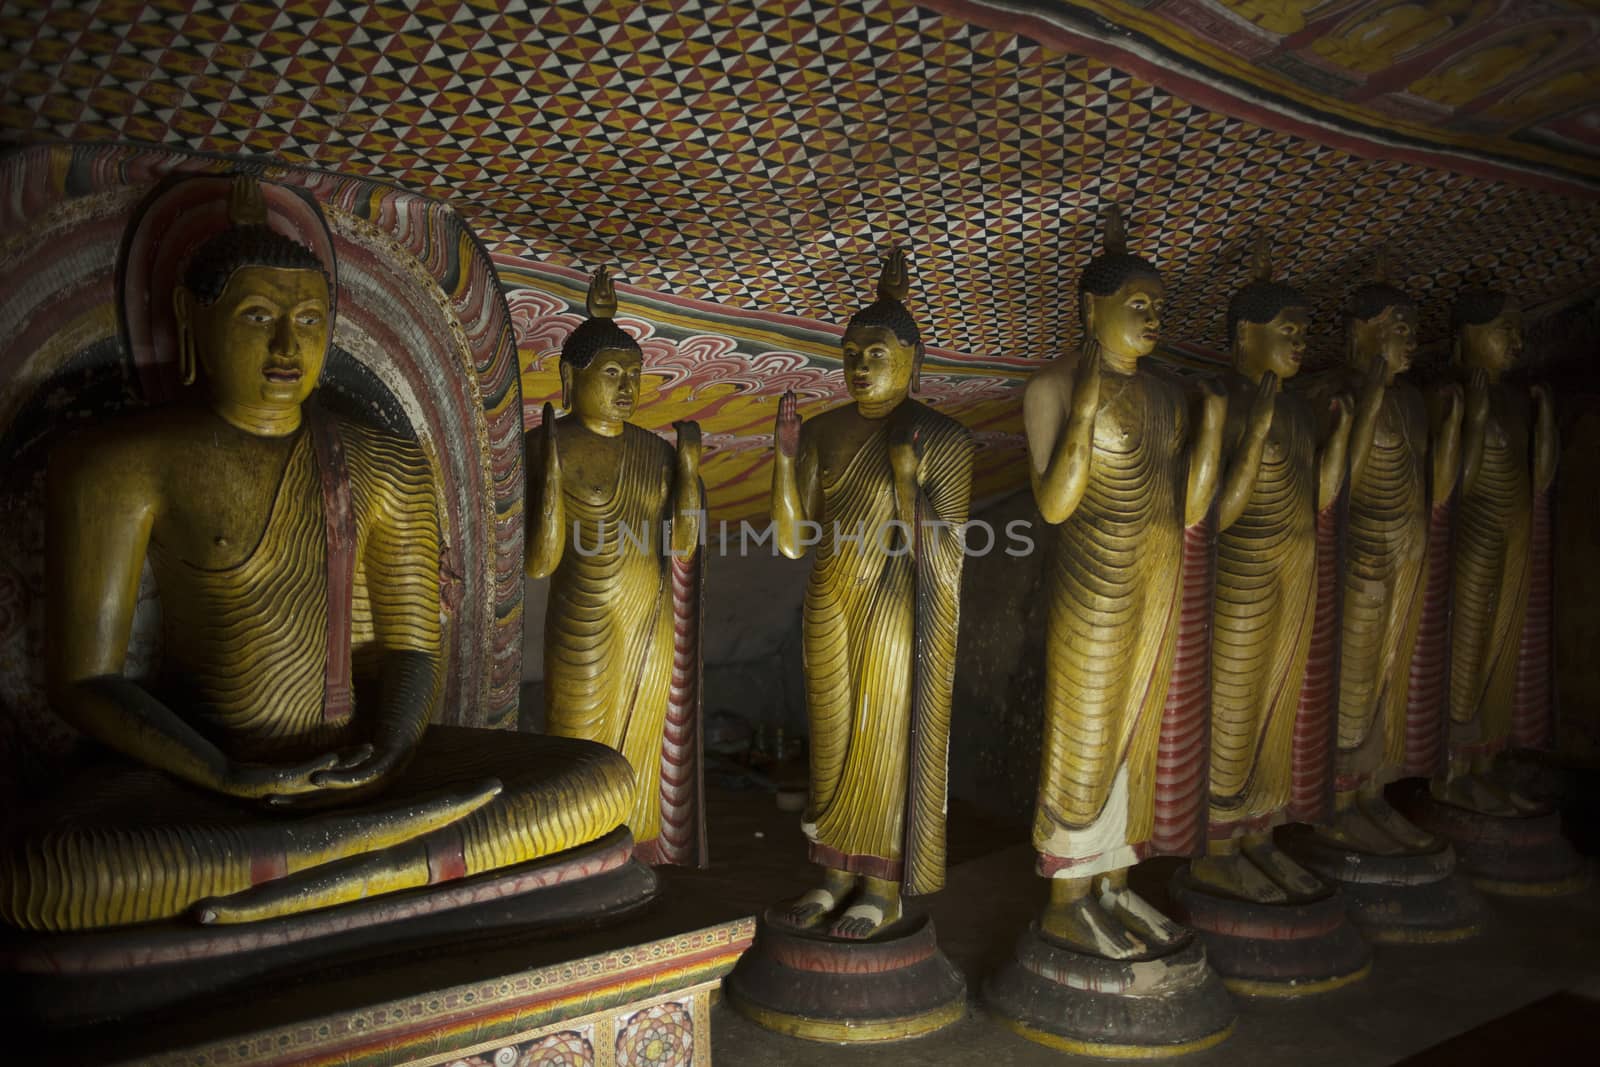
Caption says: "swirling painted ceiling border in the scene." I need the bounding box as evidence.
[499,254,1034,519]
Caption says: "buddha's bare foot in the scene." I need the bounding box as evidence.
[1040,892,1148,960]
[1432,774,1514,816]
[781,869,856,930]
[828,879,901,940]
[1505,786,1544,815]
[1242,839,1325,899]
[194,780,508,924]
[196,836,433,924]
[1104,884,1188,950]
[1316,805,1405,855]
[1191,852,1289,904]
[1358,792,1439,850]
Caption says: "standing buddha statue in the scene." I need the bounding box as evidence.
[5,176,636,934]
[1319,259,1461,855]
[1190,239,1352,903]
[987,206,1234,1056]
[1023,207,1224,957]
[525,267,707,867]
[726,249,971,1044]
[768,248,973,939]
[1436,288,1555,811]
[1392,288,1584,896]
[1170,241,1372,996]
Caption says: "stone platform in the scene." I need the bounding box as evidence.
[18,863,754,1067]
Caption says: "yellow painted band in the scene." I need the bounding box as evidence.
[995,1015,1233,1059]
[1361,921,1483,945]
[1224,960,1372,998]
[726,988,965,1044]
[1471,871,1590,898]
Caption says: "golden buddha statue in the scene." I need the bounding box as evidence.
[525,267,707,867]
[1319,261,1462,854]
[1189,241,1352,904]
[769,249,973,940]
[2,177,633,932]
[1433,288,1556,814]
[1023,208,1225,958]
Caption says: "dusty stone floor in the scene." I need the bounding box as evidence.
[681,787,1600,1066]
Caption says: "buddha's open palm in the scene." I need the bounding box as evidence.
[1248,371,1280,441]
[674,419,702,475]
[776,390,801,459]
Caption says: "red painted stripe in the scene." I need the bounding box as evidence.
[1406,502,1452,775]
[1512,488,1555,748]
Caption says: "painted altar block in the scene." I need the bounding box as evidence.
[100,917,753,1067]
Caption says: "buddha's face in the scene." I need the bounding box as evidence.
[181,265,331,411]
[1086,276,1165,360]
[1237,307,1310,381]
[1459,310,1522,376]
[842,324,916,409]
[567,346,642,425]
[1351,304,1417,378]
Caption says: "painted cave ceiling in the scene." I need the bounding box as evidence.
[4,0,1600,518]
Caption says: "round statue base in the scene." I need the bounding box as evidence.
[1167,868,1371,997]
[982,925,1235,1057]
[1277,824,1484,944]
[724,908,966,1043]
[1390,779,1590,896]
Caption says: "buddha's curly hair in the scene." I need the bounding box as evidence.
[1347,281,1415,323]
[1227,278,1309,342]
[182,225,328,305]
[1451,287,1510,334]
[1079,252,1162,299]
[845,296,921,349]
[560,318,642,369]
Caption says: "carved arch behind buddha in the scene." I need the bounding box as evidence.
[0,143,526,795]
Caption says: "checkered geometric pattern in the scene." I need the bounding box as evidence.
[3,0,1599,364]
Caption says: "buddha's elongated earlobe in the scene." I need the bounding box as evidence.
[173,286,198,387]
[912,341,924,394]
[559,362,573,412]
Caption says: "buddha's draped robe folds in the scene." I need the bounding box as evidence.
[1032,367,1209,878]
[802,402,972,896]
[2,414,633,932]
[1209,385,1331,836]
[1449,387,1548,758]
[1336,385,1430,791]
[544,422,704,866]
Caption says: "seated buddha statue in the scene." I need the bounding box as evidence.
[525,267,707,867]
[1190,240,1352,903]
[1,176,634,932]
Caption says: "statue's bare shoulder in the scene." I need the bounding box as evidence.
[1023,352,1081,460]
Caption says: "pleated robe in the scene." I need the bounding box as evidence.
[801,401,972,896]
[544,422,705,865]
[1032,367,1209,878]
[1209,383,1320,837]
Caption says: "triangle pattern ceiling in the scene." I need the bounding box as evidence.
[3,0,1598,369]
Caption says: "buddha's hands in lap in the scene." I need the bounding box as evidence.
[224,744,377,804]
